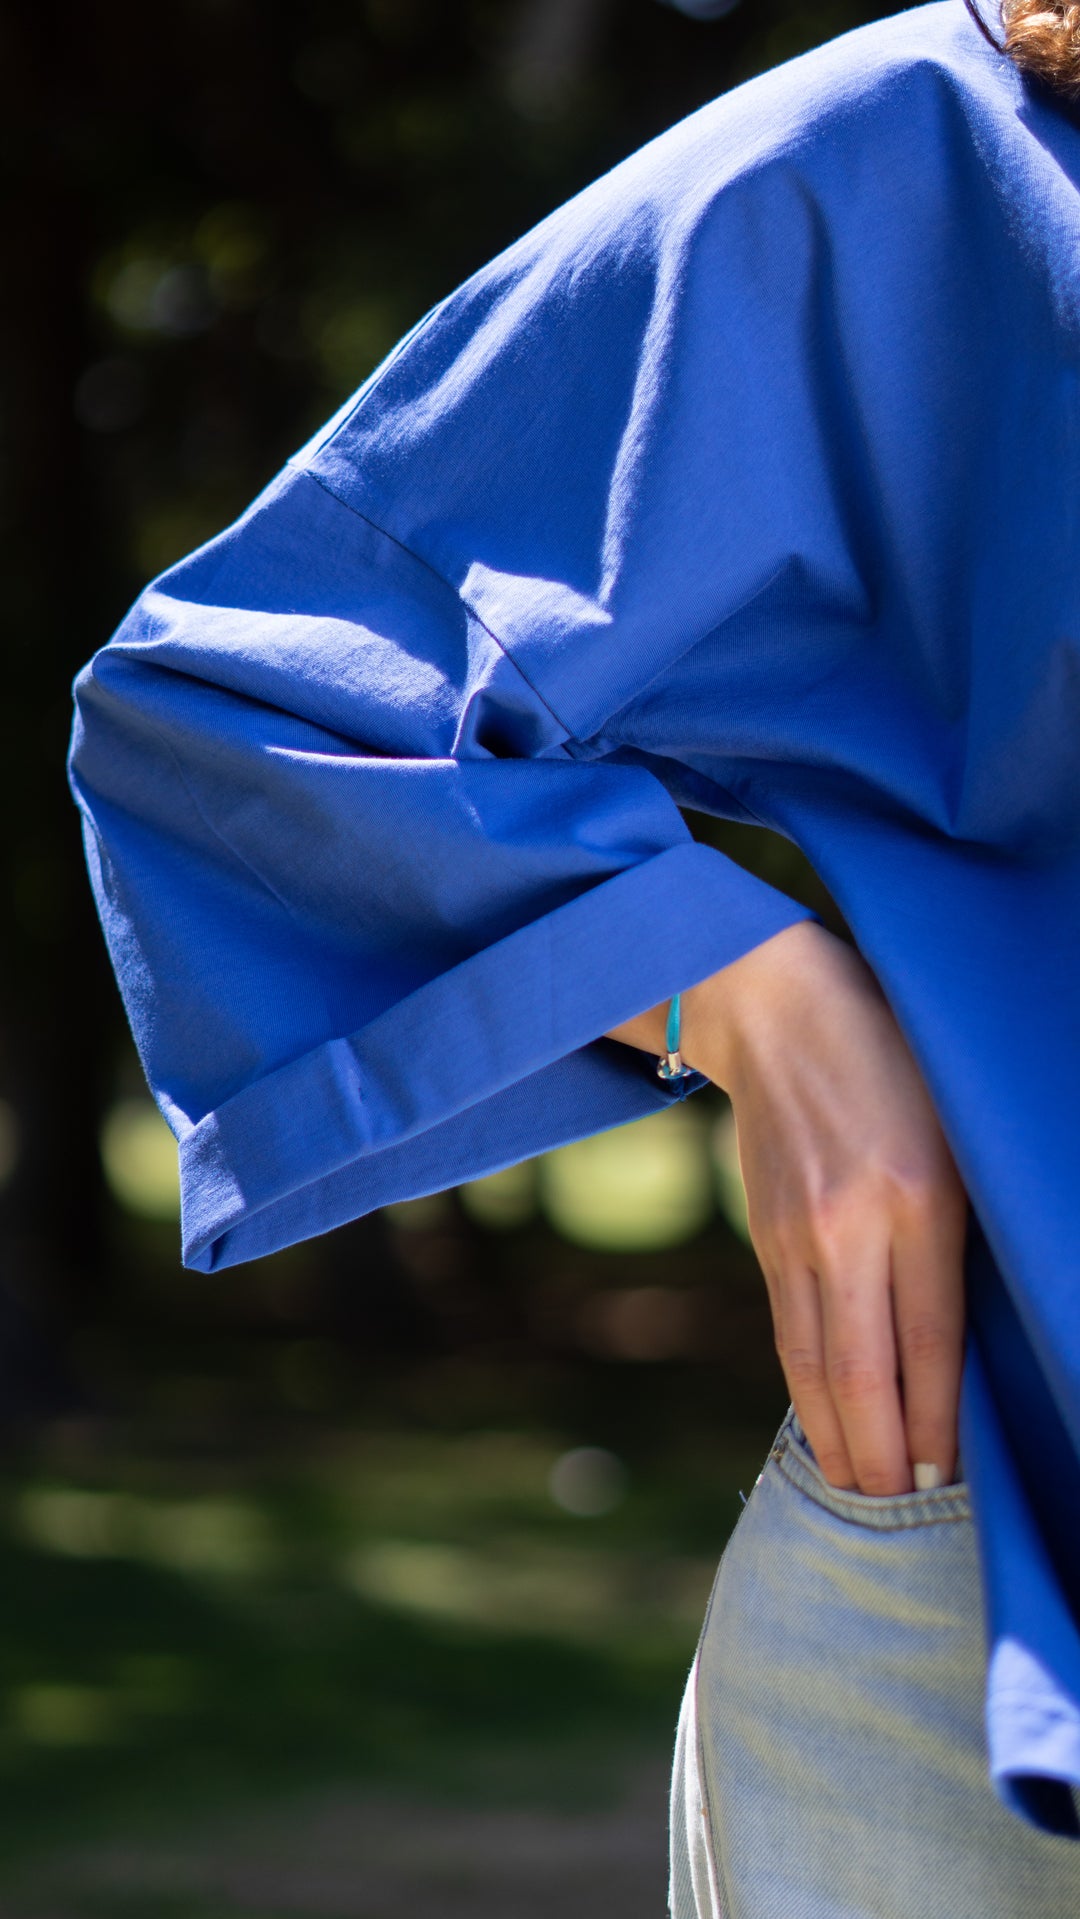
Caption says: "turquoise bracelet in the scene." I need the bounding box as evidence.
[657,992,694,1082]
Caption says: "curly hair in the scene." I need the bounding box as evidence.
[967,0,1080,100]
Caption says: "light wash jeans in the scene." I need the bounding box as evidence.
[670,1405,1080,1918]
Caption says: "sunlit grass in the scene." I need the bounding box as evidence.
[16,1488,272,1577]
[0,1396,783,1919]
[342,1533,709,1639]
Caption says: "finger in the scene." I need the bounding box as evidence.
[892,1205,967,1487]
[768,1262,857,1489]
[817,1237,911,1495]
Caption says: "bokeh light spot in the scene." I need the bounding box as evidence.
[193,202,272,306]
[343,1539,481,1618]
[17,1487,131,1558]
[539,1106,712,1251]
[548,1447,627,1518]
[12,1684,120,1748]
[99,1098,180,1220]
[135,1497,272,1577]
[576,1285,695,1362]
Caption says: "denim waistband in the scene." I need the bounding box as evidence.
[773,1405,972,1528]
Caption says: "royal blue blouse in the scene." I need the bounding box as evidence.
[70,1,1080,1832]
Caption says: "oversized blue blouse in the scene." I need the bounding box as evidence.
[70,0,1080,1833]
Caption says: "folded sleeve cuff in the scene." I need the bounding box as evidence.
[180,839,812,1270]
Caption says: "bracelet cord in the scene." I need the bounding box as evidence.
[657,992,694,1082]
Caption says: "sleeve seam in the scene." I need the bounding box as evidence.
[296,463,579,745]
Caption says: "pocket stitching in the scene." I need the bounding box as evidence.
[776,1431,971,1529]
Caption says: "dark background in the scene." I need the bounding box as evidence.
[0,3,883,1909]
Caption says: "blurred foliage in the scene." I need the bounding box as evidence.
[0,0,876,1400]
[0,0,891,1887]
[0,1413,774,1906]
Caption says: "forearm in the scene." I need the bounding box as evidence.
[607,918,968,1497]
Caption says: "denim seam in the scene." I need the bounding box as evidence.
[682,1479,749,1915]
[775,1431,971,1528]
[693,1655,735,1919]
[690,1425,795,1919]
[692,1694,731,1919]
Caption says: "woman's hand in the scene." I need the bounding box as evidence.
[608,922,968,1493]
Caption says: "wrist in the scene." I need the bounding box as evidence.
[681,920,839,1091]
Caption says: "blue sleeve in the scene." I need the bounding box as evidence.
[71,66,894,1273]
[70,461,810,1272]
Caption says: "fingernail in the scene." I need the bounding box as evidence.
[913,1462,942,1491]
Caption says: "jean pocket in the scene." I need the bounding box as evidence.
[774,1406,971,1529]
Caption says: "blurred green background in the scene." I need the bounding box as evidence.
[2,0,879,1911]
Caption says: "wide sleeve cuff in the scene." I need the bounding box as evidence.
[180,839,811,1270]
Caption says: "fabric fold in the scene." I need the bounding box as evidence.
[69,465,811,1269]
[69,0,1080,1834]
[178,839,807,1270]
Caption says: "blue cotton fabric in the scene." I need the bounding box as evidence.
[70,0,1080,1835]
